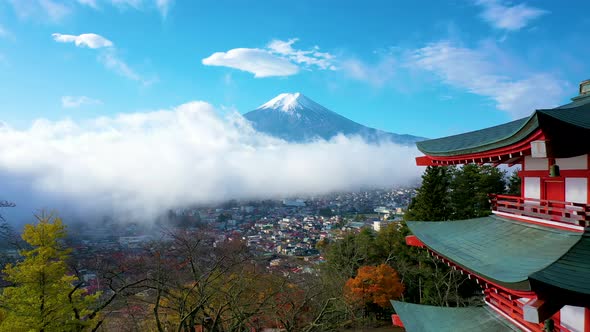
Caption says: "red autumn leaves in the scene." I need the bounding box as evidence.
[344,264,404,309]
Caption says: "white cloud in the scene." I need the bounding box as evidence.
[52,33,154,85]
[98,51,140,80]
[155,0,173,17]
[202,48,300,78]
[77,0,98,9]
[40,0,70,20]
[476,0,548,31]
[61,96,102,108]
[0,102,420,221]
[267,38,336,70]
[52,33,114,49]
[407,41,565,118]
[9,0,71,22]
[75,0,173,15]
[202,39,336,78]
[107,0,173,16]
[98,50,156,85]
[0,24,9,38]
[110,0,143,8]
[341,57,396,87]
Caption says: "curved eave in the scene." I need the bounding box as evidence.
[529,235,590,296]
[406,216,581,292]
[391,301,520,332]
[416,115,539,157]
[416,129,544,166]
[415,98,590,163]
[535,103,590,158]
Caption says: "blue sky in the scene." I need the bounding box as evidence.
[1,0,589,138]
[3,0,590,221]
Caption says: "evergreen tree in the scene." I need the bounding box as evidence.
[506,169,522,196]
[318,207,334,217]
[325,228,377,278]
[0,201,16,249]
[450,164,506,220]
[405,166,452,221]
[398,164,506,305]
[0,215,99,332]
[449,164,481,220]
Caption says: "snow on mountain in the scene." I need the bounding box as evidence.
[244,93,425,144]
[257,92,324,113]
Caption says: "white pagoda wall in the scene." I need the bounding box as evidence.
[523,177,541,200]
[521,154,589,203]
[560,154,589,204]
[523,156,545,202]
[556,155,588,170]
[565,178,587,203]
[524,156,549,171]
[561,305,585,332]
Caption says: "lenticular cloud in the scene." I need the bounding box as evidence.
[0,101,421,222]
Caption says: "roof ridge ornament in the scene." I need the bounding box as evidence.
[579,79,590,95]
[571,79,590,101]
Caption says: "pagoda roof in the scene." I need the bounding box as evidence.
[530,234,590,296]
[391,301,520,332]
[417,97,590,158]
[406,215,590,294]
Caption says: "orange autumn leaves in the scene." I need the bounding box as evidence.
[344,264,404,309]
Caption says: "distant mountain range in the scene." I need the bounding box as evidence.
[244,93,425,145]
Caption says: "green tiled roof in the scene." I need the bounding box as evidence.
[406,216,582,291]
[416,97,590,157]
[391,301,520,332]
[530,235,590,295]
[416,117,535,157]
[537,100,590,129]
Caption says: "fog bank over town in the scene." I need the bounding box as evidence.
[0,101,421,223]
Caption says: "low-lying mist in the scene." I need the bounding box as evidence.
[0,101,421,224]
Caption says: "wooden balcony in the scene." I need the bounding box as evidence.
[485,289,570,332]
[490,194,590,228]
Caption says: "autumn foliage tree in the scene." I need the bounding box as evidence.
[344,264,404,311]
[0,215,99,332]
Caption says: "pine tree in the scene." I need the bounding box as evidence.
[325,229,377,278]
[405,166,452,221]
[0,215,99,332]
[401,164,504,305]
[506,169,522,196]
[450,164,506,219]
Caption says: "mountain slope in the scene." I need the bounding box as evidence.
[244,93,424,144]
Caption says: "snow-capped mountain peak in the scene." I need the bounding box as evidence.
[245,93,425,144]
[256,92,321,113]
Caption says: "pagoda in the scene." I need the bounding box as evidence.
[391,80,590,332]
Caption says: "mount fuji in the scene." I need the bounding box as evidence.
[244,93,424,144]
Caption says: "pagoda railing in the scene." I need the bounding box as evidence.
[485,289,571,332]
[490,194,590,227]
